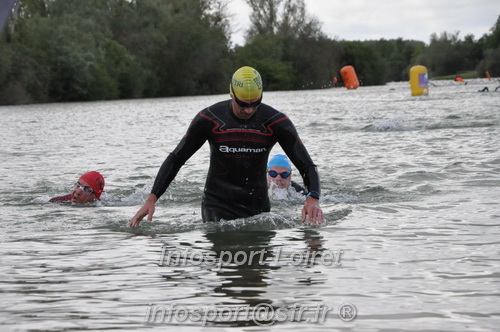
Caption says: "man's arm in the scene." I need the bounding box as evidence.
[129,194,157,227]
[129,112,209,227]
[301,195,323,226]
[276,118,324,225]
[290,181,306,195]
[49,194,72,203]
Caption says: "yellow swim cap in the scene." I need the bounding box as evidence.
[230,66,263,100]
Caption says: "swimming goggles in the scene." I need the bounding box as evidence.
[74,182,95,195]
[268,170,291,179]
[231,85,262,108]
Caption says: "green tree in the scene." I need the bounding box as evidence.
[369,38,425,81]
[483,15,500,49]
[421,31,463,76]
[283,35,342,89]
[242,0,334,90]
[233,34,294,90]
[476,15,500,76]
[339,41,386,86]
[245,0,322,40]
[0,0,232,104]
[1,1,499,105]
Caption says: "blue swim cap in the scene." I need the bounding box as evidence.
[267,154,292,171]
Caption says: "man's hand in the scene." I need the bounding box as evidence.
[301,196,324,226]
[129,194,158,228]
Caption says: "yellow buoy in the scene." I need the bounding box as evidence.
[409,65,429,96]
[340,65,359,90]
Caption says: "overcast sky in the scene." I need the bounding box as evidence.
[227,0,499,45]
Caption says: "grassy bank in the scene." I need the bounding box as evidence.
[432,71,478,80]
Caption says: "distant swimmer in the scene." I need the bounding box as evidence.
[267,154,306,195]
[49,171,105,204]
[478,87,489,92]
[495,86,500,92]
[129,66,323,227]
[453,76,468,84]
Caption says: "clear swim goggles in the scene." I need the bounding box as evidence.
[74,182,95,195]
[268,170,291,179]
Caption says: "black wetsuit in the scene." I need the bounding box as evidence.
[291,181,306,195]
[151,100,320,222]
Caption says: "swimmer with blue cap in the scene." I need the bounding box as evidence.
[267,154,306,194]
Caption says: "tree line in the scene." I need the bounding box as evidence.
[0,0,499,105]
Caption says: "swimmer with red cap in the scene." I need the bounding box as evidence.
[49,171,105,204]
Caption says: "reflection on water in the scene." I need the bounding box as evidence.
[1,80,499,331]
[150,228,335,327]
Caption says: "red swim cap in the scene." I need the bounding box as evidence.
[79,171,105,199]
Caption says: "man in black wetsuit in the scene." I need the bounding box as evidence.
[130,66,323,226]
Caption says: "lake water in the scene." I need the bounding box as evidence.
[1,79,499,331]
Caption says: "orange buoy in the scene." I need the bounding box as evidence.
[486,71,491,80]
[409,65,429,96]
[340,66,359,90]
